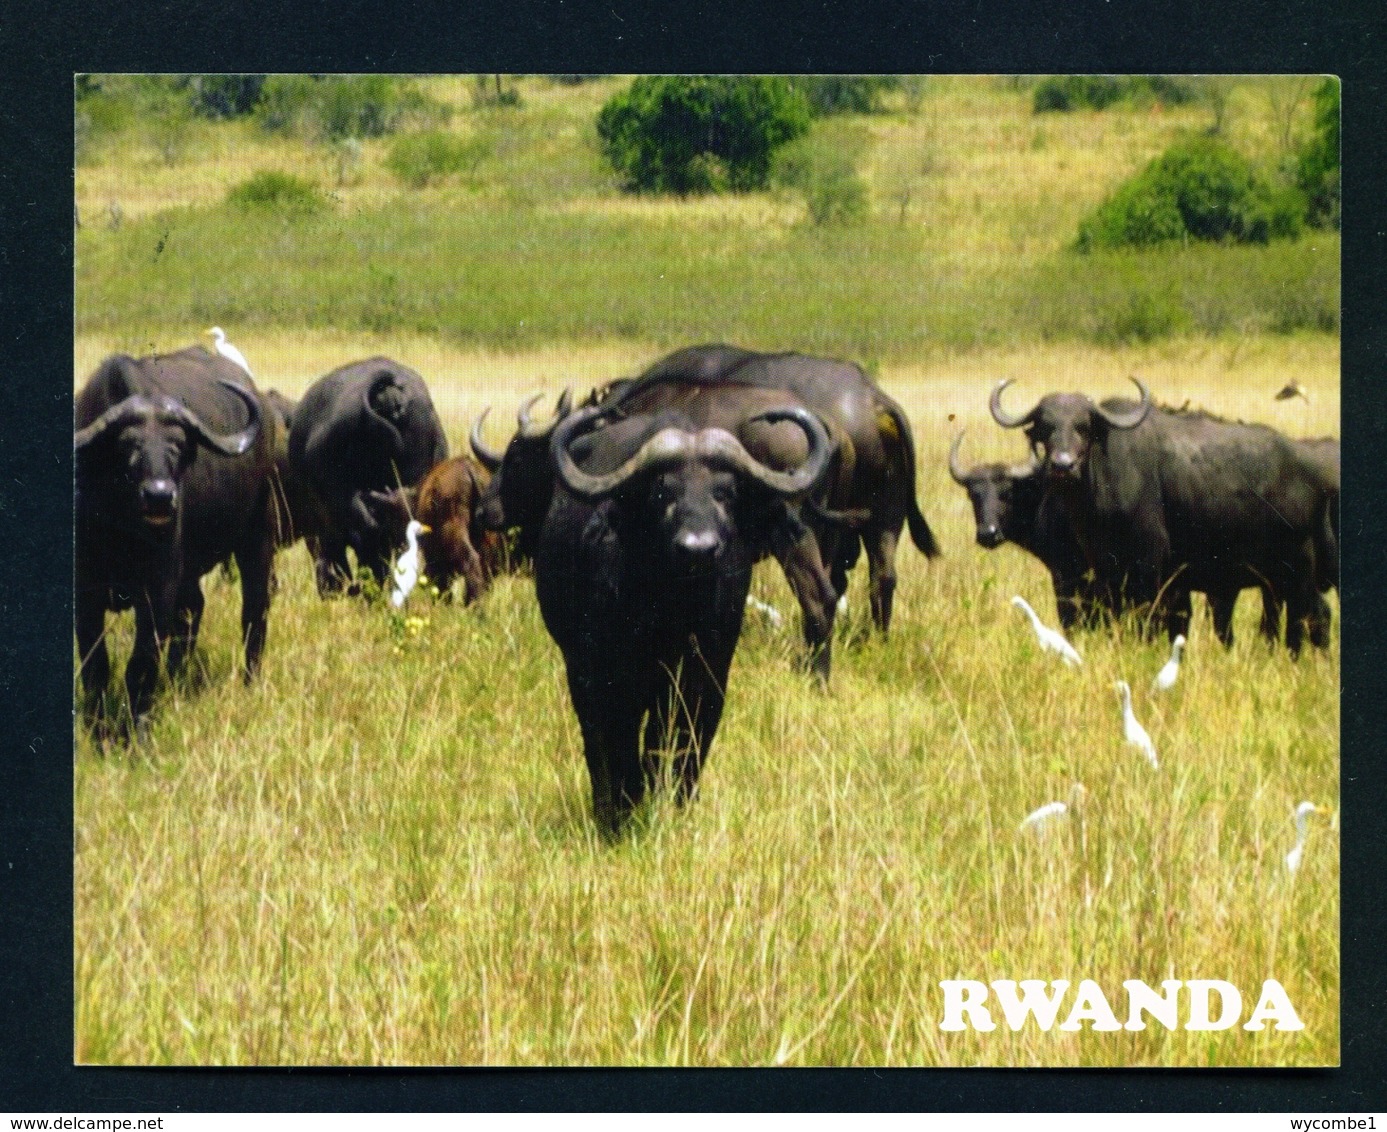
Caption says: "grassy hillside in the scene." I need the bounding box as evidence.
[76,75,1337,360]
[73,75,1339,1067]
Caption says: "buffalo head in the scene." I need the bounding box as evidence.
[74,380,261,530]
[948,431,1043,549]
[551,403,830,575]
[471,390,574,552]
[989,376,1150,480]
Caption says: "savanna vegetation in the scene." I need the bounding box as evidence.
[74,75,1339,1067]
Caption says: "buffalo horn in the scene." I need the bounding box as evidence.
[74,396,153,450]
[516,392,552,439]
[947,430,969,484]
[1093,376,1152,430]
[552,405,830,501]
[74,381,260,457]
[469,407,503,471]
[176,380,263,456]
[988,379,1035,429]
[699,407,831,498]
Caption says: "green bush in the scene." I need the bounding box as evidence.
[1019,236,1339,342]
[226,171,325,213]
[788,76,900,116]
[182,75,266,119]
[773,136,868,225]
[1297,78,1340,229]
[254,75,447,141]
[1075,136,1304,251]
[1033,75,1199,113]
[386,131,489,188]
[596,75,811,193]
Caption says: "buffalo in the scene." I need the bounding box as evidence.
[603,345,941,632]
[989,377,1335,652]
[947,431,1251,640]
[1295,437,1339,595]
[362,454,508,605]
[263,389,329,554]
[947,432,1098,630]
[75,347,271,738]
[535,400,832,836]
[472,344,942,673]
[470,390,573,565]
[287,357,448,595]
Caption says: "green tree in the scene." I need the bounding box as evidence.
[1297,78,1340,229]
[596,75,811,193]
[1076,135,1304,251]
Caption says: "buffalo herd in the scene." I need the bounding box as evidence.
[74,341,1339,834]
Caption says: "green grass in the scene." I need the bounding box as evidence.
[76,74,1337,359]
[74,199,1338,359]
[73,349,1340,1067]
[73,74,1339,1067]
[73,512,1340,1067]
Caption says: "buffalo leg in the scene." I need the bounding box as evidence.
[75,594,110,733]
[1206,588,1239,648]
[314,533,353,596]
[568,670,647,838]
[1285,582,1330,657]
[1258,586,1285,646]
[235,533,274,679]
[1163,586,1194,645]
[671,661,731,806]
[865,527,899,633]
[772,527,837,683]
[126,591,175,737]
[165,578,205,679]
[450,522,490,605]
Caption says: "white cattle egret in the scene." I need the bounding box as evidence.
[1285,801,1325,873]
[1011,595,1083,666]
[1151,634,1186,693]
[1275,381,1309,403]
[1020,784,1087,833]
[208,327,253,378]
[746,594,783,627]
[390,520,431,609]
[1115,680,1158,769]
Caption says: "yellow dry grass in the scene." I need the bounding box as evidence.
[73,336,1338,1067]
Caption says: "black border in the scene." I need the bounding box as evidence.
[6,0,1385,1112]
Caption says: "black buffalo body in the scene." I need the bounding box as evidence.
[536,401,832,836]
[288,358,448,594]
[948,433,1098,630]
[990,378,1336,652]
[473,344,941,673]
[609,344,941,632]
[75,347,271,736]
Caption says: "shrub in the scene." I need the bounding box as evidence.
[227,171,325,213]
[773,136,868,225]
[788,76,901,116]
[596,75,811,193]
[183,74,266,119]
[386,131,489,188]
[1034,75,1127,113]
[472,75,522,109]
[1297,78,1340,230]
[1033,75,1199,113]
[255,75,447,141]
[1075,136,1304,251]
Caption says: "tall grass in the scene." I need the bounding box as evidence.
[74,343,1339,1066]
[73,75,1338,1067]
